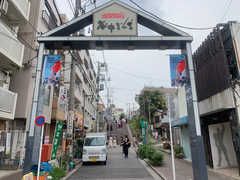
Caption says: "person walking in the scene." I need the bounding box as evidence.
[110,124,113,131]
[132,135,136,147]
[120,134,124,153]
[120,121,123,128]
[121,135,131,158]
[113,135,117,148]
[118,120,121,128]
[107,123,109,131]
[109,135,113,148]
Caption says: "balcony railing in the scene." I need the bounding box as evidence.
[0,22,24,68]
[42,10,58,30]
[0,87,17,120]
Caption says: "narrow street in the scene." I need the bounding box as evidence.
[66,146,159,180]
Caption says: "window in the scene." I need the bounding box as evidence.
[42,1,58,30]
[84,137,105,146]
[155,116,160,123]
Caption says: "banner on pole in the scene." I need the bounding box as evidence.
[51,122,63,159]
[170,54,186,87]
[43,55,61,87]
[59,86,67,104]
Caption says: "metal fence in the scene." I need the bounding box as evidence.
[0,130,27,170]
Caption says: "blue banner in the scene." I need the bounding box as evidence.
[43,55,61,87]
[170,54,186,87]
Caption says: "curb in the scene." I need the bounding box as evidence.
[131,147,166,180]
[143,159,166,180]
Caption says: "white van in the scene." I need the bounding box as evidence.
[82,132,107,165]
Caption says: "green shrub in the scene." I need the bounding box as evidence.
[151,150,164,165]
[139,145,147,159]
[146,145,157,161]
[138,142,155,159]
[173,146,183,154]
[49,167,66,180]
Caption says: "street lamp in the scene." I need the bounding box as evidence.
[135,94,146,144]
[82,93,94,135]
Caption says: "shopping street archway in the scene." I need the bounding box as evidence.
[25,0,208,179]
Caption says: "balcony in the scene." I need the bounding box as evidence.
[42,10,58,30]
[3,0,31,26]
[76,65,83,83]
[75,86,82,103]
[51,97,66,121]
[0,22,24,69]
[83,83,92,96]
[0,87,17,120]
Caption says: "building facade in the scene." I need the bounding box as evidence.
[193,22,240,172]
[0,0,31,130]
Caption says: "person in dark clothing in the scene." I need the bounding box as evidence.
[107,124,109,131]
[110,124,113,131]
[121,135,131,158]
[120,134,124,153]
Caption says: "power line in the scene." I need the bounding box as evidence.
[129,0,214,30]
[219,0,233,23]
[109,66,170,82]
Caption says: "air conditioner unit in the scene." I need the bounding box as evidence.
[0,0,8,14]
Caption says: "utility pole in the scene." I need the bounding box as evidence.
[148,100,151,136]
[66,0,81,156]
[96,62,101,132]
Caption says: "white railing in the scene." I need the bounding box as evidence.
[0,23,24,63]
[0,87,16,114]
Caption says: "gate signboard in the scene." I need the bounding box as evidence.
[93,3,137,36]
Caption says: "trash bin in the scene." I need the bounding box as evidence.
[41,144,53,162]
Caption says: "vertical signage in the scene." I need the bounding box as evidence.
[51,122,63,159]
[93,3,137,36]
[43,55,61,87]
[68,111,74,134]
[170,55,187,87]
[59,86,67,104]
[6,133,11,155]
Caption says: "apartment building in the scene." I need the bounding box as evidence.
[8,0,62,136]
[0,0,31,130]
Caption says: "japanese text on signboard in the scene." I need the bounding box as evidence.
[93,4,137,36]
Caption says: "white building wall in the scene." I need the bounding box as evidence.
[178,86,188,118]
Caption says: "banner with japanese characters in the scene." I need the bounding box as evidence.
[170,54,187,87]
[93,3,137,36]
[59,86,67,104]
[51,122,63,160]
[43,55,61,87]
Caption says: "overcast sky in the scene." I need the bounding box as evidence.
[56,0,240,112]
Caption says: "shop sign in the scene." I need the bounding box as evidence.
[51,122,63,160]
[68,111,74,133]
[186,87,193,103]
[93,3,137,36]
[6,133,11,155]
[59,86,67,104]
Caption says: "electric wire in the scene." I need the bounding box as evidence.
[68,0,75,15]
[28,21,41,34]
[109,66,170,82]
[129,0,215,30]
[0,18,37,53]
[219,0,233,23]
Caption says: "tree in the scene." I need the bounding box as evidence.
[119,113,125,120]
[137,90,165,120]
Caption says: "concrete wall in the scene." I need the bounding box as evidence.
[178,86,187,118]
[181,125,192,161]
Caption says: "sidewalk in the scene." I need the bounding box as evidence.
[148,137,240,180]
[0,158,82,180]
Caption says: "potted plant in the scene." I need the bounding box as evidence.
[75,147,83,159]
[14,153,20,164]
[5,153,11,164]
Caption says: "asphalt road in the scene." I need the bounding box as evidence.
[67,146,158,180]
